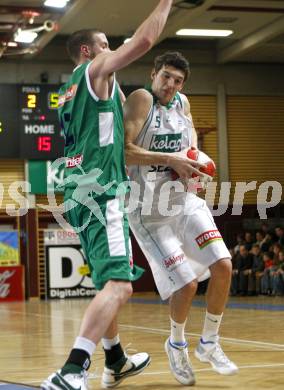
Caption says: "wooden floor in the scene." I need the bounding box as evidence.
[1,293,284,389]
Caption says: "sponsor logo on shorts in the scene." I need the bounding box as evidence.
[195,229,222,249]
[58,84,78,107]
[164,253,185,269]
[66,154,83,168]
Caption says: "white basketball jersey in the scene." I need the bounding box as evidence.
[128,91,194,214]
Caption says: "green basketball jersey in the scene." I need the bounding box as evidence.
[58,61,128,198]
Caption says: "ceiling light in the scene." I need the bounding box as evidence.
[44,0,70,8]
[14,30,38,43]
[176,29,233,37]
[7,42,18,47]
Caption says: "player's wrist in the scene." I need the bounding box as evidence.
[165,153,174,167]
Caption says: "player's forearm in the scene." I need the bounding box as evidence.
[191,127,198,149]
[132,0,172,50]
[126,142,170,166]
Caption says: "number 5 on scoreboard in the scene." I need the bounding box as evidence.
[48,92,59,109]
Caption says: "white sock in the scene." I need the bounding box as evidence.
[73,336,96,356]
[201,311,223,343]
[102,335,120,350]
[170,317,187,346]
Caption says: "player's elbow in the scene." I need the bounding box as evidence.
[125,143,136,165]
[137,35,153,53]
[125,144,132,165]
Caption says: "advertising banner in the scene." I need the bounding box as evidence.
[28,160,64,194]
[45,245,96,300]
[0,266,25,302]
[0,231,20,266]
[44,229,80,246]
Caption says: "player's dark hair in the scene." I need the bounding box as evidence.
[154,51,190,81]
[66,29,102,63]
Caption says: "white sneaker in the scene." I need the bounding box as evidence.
[164,337,195,386]
[101,352,150,388]
[195,337,238,375]
[41,369,88,390]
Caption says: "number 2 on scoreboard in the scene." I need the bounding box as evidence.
[27,94,36,109]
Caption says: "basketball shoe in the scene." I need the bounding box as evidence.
[195,336,238,375]
[41,365,88,390]
[164,337,195,386]
[101,352,151,388]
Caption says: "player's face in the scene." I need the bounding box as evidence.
[151,65,185,105]
[89,32,110,58]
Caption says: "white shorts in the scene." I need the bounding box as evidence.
[129,195,231,300]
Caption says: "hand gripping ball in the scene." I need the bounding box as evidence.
[171,147,216,192]
[187,148,216,179]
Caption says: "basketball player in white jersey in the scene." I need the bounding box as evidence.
[124,52,238,385]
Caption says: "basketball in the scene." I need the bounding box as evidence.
[187,147,216,179]
[171,148,216,188]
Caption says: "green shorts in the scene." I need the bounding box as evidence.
[65,195,144,290]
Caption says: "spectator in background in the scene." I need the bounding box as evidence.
[275,226,284,247]
[237,244,254,296]
[272,242,283,263]
[255,231,267,252]
[232,244,253,296]
[233,233,244,255]
[244,232,254,251]
[271,250,284,296]
[260,222,271,236]
[230,248,240,296]
[248,244,264,295]
[263,243,283,295]
[261,252,274,294]
[260,232,274,252]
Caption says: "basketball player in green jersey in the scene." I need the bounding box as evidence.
[41,2,173,390]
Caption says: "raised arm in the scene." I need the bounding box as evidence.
[124,90,204,179]
[89,0,173,78]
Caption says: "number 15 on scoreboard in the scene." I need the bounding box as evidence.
[37,136,51,152]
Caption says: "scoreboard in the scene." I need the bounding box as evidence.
[0,84,65,160]
[0,85,19,158]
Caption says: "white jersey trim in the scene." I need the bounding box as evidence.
[85,62,116,102]
[106,198,126,257]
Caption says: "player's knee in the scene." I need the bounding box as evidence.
[180,279,198,297]
[211,258,232,278]
[105,280,133,305]
[114,281,133,304]
[121,282,133,302]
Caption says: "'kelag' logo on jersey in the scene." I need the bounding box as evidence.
[149,133,182,152]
